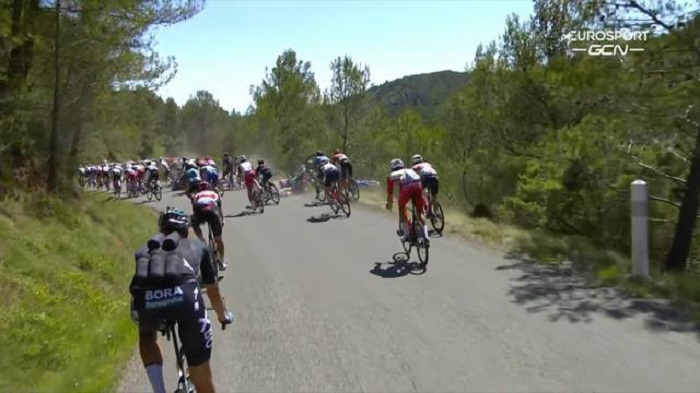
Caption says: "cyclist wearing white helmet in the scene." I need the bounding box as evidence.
[411,153,439,206]
[237,155,261,210]
[385,158,429,243]
[318,156,341,199]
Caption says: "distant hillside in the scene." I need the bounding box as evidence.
[366,70,470,122]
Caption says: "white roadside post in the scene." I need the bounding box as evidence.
[631,179,650,278]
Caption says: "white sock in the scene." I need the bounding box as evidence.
[422,225,429,239]
[145,364,166,393]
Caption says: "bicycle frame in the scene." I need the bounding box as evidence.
[162,322,195,393]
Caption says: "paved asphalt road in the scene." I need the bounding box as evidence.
[118,187,700,393]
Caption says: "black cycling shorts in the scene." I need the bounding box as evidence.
[132,280,213,367]
[324,170,340,187]
[423,176,439,197]
[340,162,353,180]
[191,208,223,237]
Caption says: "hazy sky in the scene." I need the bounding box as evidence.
[153,0,534,113]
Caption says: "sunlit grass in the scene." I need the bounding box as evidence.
[0,191,157,392]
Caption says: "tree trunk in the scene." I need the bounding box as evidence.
[47,0,61,192]
[664,124,700,272]
[342,103,349,152]
[68,122,82,172]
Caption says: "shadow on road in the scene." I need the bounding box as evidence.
[370,252,425,278]
[226,210,260,218]
[498,253,700,337]
[303,200,327,207]
[307,213,347,223]
[428,229,443,239]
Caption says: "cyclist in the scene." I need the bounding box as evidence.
[385,158,428,244]
[191,181,228,271]
[332,149,353,192]
[256,159,273,192]
[411,154,439,215]
[314,151,328,199]
[111,163,123,192]
[201,163,219,192]
[184,162,201,201]
[222,153,234,184]
[125,164,139,194]
[129,208,233,393]
[145,160,160,190]
[317,156,341,201]
[237,155,260,210]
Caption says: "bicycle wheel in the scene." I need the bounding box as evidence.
[316,184,326,202]
[339,192,351,217]
[154,185,163,201]
[256,190,265,213]
[430,201,445,235]
[208,227,220,278]
[146,186,153,201]
[416,222,430,267]
[401,231,412,254]
[349,180,360,201]
[329,192,340,214]
[268,183,280,205]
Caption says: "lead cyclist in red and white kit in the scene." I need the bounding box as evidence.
[237,156,260,211]
[385,158,429,244]
[331,149,353,191]
[410,154,439,215]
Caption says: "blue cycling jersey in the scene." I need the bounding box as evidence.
[186,168,201,183]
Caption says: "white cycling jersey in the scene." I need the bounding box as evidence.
[412,162,437,177]
[321,162,338,174]
[239,162,254,172]
[389,168,421,184]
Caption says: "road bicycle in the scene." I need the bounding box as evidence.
[250,182,265,213]
[341,178,360,202]
[145,180,163,202]
[207,221,225,275]
[423,188,444,235]
[400,197,430,267]
[113,178,122,200]
[159,315,229,393]
[261,180,280,205]
[328,181,351,217]
[159,320,196,393]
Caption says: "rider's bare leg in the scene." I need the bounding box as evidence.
[193,224,205,242]
[188,361,216,393]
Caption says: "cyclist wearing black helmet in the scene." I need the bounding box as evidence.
[313,151,328,199]
[129,207,233,393]
[256,159,273,192]
[222,153,234,184]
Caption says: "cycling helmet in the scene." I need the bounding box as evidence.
[334,149,341,155]
[239,155,246,163]
[340,156,349,164]
[318,156,329,166]
[257,159,265,165]
[198,181,210,191]
[316,151,324,157]
[389,158,404,171]
[158,207,190,232]
[411,154,423,164]
[224,152,229,156]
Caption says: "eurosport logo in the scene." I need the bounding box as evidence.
[563,30,648,57]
